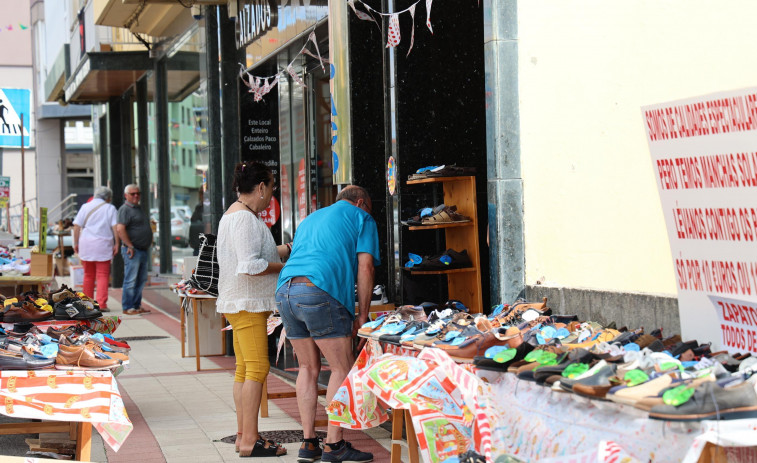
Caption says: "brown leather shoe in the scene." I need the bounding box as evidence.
[435,331,508,360]
[55,344,121,370]
[1,301,53,323]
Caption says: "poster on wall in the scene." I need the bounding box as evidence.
[240,88,281,236]
[0,88,31,148]
[642,88,757,354]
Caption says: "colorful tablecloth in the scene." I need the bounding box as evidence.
[329,341,757,463]
[0,369,133,452]
[327,340,491,462]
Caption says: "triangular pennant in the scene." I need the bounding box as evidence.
[287,64,307,88]
[386,14,401,48]
[253,77,263,102]
[348,0,380,31]
[407,5,416,57]
[426,0,434,34]
[308,31,325,72]
[302,48,330,65]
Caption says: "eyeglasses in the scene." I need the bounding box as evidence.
[128,192,141,196]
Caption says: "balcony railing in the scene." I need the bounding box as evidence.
[96,26,155,52]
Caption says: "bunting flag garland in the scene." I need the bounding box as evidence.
[386,14,401,48]
[407,5,417,57]
[426,0,434,33]
[287,64,306,88]
[348,0,380,31]
[351,0,434,55]
[307,31,326,72]
[239,31,324,102]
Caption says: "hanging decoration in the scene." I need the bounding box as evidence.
[348,0,434,55]
[239,31,327,102]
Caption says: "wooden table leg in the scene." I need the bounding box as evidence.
[75,422,92,462]
[193,298,201,371]
[260,376,269,418]
[405,410,419,463]
[390,409,404,463]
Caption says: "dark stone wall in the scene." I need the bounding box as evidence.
[394,1,489,308]
[349,10,391,289]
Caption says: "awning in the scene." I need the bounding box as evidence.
[63,52,152,104]
[63,51,201,104]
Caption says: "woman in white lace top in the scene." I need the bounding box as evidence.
[216,161,290,458]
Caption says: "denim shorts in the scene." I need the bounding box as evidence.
[275,281,354,340]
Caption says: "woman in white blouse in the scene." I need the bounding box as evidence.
[73,186,119,311]
[216,162,290,458]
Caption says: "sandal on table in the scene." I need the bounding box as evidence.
[240,438,287,457]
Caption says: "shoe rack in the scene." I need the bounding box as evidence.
[404,175,483,314]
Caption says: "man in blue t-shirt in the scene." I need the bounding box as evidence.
[276,185,380,463]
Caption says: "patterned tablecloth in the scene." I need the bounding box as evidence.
[328,340,757,463]
[0,369,133,452]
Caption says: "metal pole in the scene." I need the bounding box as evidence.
[20,113,25,208]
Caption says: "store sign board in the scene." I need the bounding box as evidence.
[236,0,278,49]
[241,1,328,67]
[0,88,31,148]
[642,87,757,354]
[240,85,281,236]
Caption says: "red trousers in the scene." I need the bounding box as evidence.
[82,260,111,309]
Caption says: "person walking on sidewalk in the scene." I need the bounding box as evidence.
[72,186,119,311]
[116,184,153,315]
[216,162,289,458]
[276,185,380,463]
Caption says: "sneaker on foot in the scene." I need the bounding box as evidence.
[322,440,373,463]
[297,438,322,463]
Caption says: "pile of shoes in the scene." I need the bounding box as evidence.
[0,323,129,371]
[360,297,757,421]
[0,291,54,323]
[50,285,104,320]
[0,285,105,323]
[408,165,476,181]
[403,204,471,226]
[404,249,472,270]
[0,257,31,276]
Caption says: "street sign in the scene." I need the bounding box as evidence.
[0,177,9,208]
[0,88,31,148]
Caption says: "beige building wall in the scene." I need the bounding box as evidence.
[1,0,37,219]
[518,0,757,296]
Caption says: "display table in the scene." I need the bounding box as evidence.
[328,340,757,463]
[0,370,133,459]
[0,276,54,296]
[177,292,228,372]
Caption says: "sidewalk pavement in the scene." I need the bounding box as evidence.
[96,287,399,463]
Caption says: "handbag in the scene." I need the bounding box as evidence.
[189,233,219,296]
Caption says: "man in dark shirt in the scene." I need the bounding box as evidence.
[116,184,153,315]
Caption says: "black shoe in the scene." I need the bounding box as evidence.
[322,440,373,463]
[297,438,322,463]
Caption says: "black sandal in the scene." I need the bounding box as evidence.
[239,438,287,457]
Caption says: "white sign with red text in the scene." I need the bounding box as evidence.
[643,88,757,354]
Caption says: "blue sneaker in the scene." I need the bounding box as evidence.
[322,441,373,462]
[297,438,322,463]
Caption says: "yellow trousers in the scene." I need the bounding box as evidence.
[225,311,271,383]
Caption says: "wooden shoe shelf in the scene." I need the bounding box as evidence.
[404,175,483,314]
